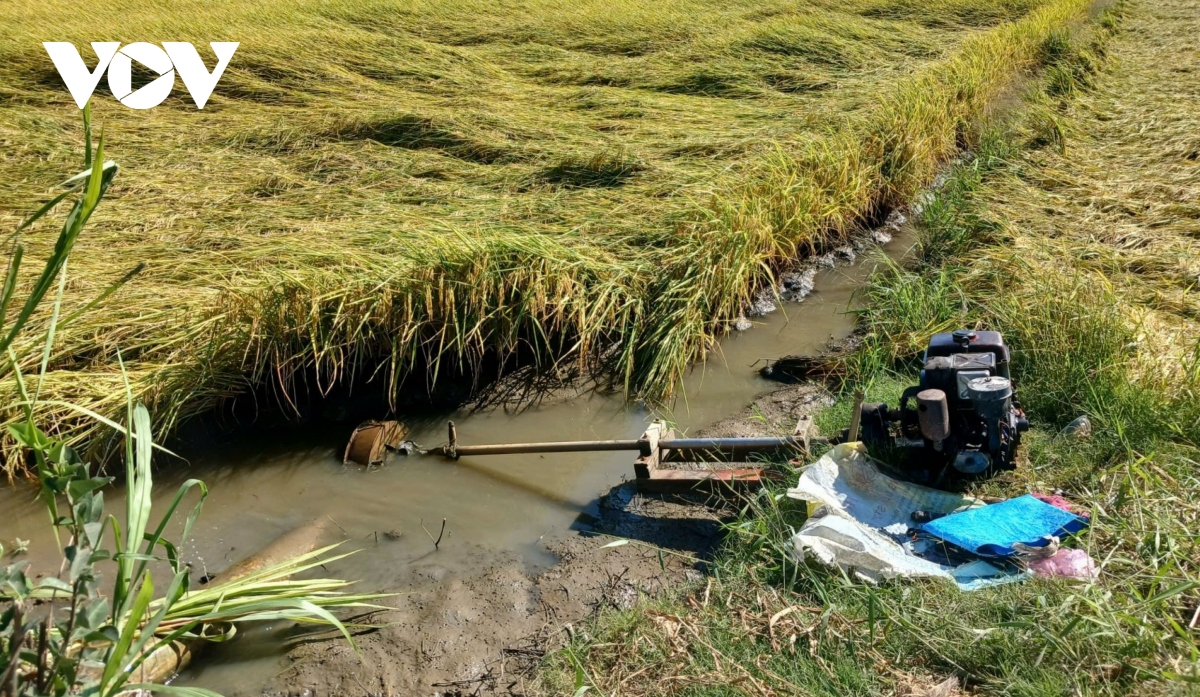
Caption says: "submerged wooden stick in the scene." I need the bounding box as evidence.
[119,518,331,691]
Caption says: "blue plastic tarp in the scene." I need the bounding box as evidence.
[920,494,1088,557]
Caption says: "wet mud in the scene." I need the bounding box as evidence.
[241,384,830,697]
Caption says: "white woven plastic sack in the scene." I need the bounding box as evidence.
[787,443,1025,589]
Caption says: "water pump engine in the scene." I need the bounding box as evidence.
[859,330,1029,481]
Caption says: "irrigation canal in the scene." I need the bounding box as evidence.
[0,223,914,692]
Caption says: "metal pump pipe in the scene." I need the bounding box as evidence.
[446,439,646,457]
[436,432,827,460]
[658,436,822,461]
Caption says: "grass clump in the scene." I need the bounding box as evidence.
[538,2,1200,694]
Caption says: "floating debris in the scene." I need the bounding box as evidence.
[749,289,778,316]
[871,209,907,244]
[344,420,409,466]
[759,354,842,383]
[813,251,837,268]
[779,268,816,302]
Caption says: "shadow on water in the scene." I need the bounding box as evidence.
[592,486,731,560]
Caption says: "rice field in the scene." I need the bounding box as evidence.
[537,1,1200,693]
[0,0,1095,471]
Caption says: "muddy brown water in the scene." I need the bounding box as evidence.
[0,226,913,694]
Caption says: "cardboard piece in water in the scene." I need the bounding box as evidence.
[786,443,1029,589]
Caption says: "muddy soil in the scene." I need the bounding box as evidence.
[256,383,828,697]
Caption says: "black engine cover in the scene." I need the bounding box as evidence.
[862,329,1027,484]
